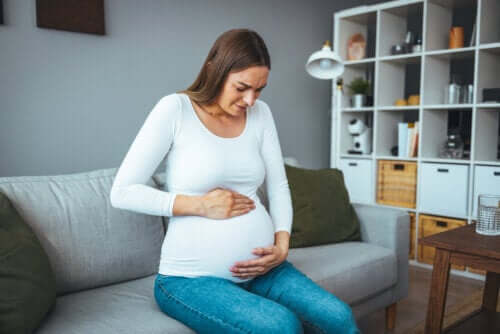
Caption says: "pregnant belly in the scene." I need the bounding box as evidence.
[161,203,275,282]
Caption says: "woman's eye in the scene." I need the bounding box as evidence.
[237,87,246,92]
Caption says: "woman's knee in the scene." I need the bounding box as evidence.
[257,306,303,334]
[325,299,358,333]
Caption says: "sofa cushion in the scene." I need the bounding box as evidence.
[288,242,397,305]
[34,242,396,334]
[0,192,57,333]
[0,168,164,295]
[34,275,194,334]
[285,165,361,248]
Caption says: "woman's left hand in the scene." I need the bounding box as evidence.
[230,245,288,278]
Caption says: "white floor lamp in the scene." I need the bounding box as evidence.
[305,41,344,168]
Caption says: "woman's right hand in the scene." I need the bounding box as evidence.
[200,188,256,219]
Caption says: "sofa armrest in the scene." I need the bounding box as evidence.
[353,203,410,303]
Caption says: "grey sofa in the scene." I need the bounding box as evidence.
[0,166,409,333]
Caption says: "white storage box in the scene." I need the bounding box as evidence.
[419,163,469,217]
[339,158,373,204]
[473,165,500,218]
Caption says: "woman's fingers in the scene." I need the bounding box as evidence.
[232,194,254,204]
[230,208,253,217]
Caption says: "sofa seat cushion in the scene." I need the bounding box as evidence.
[35,275,194,334]
[288,242,397,305]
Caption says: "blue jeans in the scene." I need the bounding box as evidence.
[154,260,360,333]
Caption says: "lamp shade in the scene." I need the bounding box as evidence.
[306,41,344,79]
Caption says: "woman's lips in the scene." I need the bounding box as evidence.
[236,105,247,111]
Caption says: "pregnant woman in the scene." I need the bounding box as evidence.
[110,28,359,334]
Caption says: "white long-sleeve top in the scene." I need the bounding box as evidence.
[110,93,292,282]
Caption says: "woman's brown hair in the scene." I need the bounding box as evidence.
[179,29,270,105]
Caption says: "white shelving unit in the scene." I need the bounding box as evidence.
[332,0,500,279]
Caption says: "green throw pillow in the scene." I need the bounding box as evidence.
[0,192,56,333]
[285,164,361,248]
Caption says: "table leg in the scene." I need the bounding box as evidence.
[482,271,499,312]
[425,249,451,334]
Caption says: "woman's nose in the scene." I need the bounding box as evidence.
[243,91,256,107]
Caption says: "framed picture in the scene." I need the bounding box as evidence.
[0,0,4,25]
[36,0,105,35]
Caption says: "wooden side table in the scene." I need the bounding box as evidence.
[419,223,500,334]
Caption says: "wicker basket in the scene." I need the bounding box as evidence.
[418,214,466,271]
[376,160,417,208]
[409,212,416,259]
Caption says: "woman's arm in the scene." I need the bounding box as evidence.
[110,94,256,219]
[259,101,293,248]
[110,94,182,217]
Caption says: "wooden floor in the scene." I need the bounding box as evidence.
[357,265,484,334]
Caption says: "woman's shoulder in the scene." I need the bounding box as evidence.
[149,93,187,118]
[155,93,184,110]
[251,99,273,123]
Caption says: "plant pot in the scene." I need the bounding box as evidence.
[351,94,366,108]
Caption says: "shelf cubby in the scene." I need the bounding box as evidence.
[422,51,474,105]
[341,62,375,109]
[425,0,478,51]
[339,111,374,156]
[479,0,500,45]
[421,108,472,160]
[476,47,500,103]
[375,109,419,157]
[378,1,423,57]
[377,58,421,107]
[337,11,377,62]
[473,108,500,162]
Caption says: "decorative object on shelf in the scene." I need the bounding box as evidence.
[346,33,366,61]
[347,77,370,108]
[306,40,344,79]
[412,34,422,53]
[407,94,420,106]
[449,26,464,49]
[391,146,398,156]
[470,23,476,46]
[439,128,464,159]
[403,31,414,52]
[482,88,500,103]
[335,78,343,110]
[463,84,474,104]
[390,31,419,55]
[476,194,500,236]
[390,43,407,55]
[444,74,461,104]
[395,98,407,106]
[36,0,106,35]
[347,118,372,155]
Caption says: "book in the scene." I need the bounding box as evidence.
[410,121,419,157]
[398,122,408,157]
[407,123,415,158]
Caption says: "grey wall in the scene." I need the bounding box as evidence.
[0,0,369,177]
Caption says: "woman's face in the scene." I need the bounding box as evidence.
[215,65,269,117]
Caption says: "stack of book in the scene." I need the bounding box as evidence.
[398,122,419,158]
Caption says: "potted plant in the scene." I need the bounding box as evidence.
[347,77,370,108]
